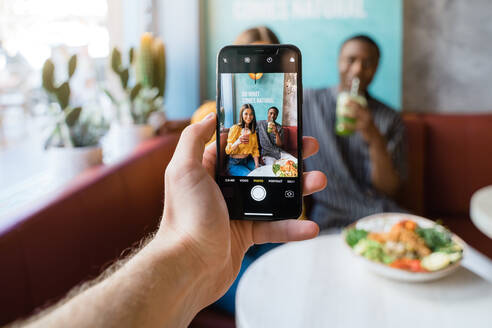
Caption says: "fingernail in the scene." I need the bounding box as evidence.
[202,112,215,121]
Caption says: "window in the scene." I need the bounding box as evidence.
[0,0,111,146]
[0,0,109,69]
[0,0,111,220]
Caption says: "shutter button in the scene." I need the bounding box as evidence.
[251,185,266,201]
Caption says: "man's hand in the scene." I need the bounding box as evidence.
[346,100,381,144]
[254,156,260,169]
[14,113,326,328]
[158,113,327,308]
[270,123,282,147]
[346,101,400,196]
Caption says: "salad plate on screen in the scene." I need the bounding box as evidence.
[343,213,466,282]
[272,158,298,177]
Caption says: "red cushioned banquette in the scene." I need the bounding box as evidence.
[0,133,235,327]
[282,126,298,154]
[400,113,492,258]
[0,135,179,325]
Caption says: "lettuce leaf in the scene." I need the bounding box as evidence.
[345,228,368,247]
[416,227,452,251]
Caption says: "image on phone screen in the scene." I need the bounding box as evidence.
[216,46,302,220]
[219,72,298,178]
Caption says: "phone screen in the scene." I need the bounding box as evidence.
[216,45,302,220]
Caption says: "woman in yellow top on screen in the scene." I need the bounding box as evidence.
[226,104,260,176]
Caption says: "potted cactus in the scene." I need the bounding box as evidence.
[105,32,166,154]
[42,54,108,178]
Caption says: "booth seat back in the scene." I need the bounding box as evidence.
[421,114,492,217]
[399,115,426,215]
[0,134,180,325]
[401,113,492,217]
[282,126,298,154]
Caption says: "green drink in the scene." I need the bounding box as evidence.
[335,78,367,136]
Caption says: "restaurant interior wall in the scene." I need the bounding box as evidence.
[158,0,201,120]
[154,0,492,118]
[203,0,403,111]
[403,0,492,113]
[108,0,202,120]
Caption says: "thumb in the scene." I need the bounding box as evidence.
[172,113,216,164]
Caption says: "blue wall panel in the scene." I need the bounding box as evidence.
[204,0,402,110]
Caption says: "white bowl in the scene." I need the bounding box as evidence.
[344,212,466,282]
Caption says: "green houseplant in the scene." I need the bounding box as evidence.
[43,54,108,148]
[104,33,167,157]
[42,54,108,177]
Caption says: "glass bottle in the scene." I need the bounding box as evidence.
[335,77,367,136]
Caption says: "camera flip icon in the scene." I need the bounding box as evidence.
[285,190,295,198]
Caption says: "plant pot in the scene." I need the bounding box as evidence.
[103,124,155,162]
[47,145,103,180]
[124,124,155,144]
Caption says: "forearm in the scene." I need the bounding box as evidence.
[274,132,282,147]
[226,139,240,154]
[368,133,400,196]
[22,235,207,328]
[254,156,260,167]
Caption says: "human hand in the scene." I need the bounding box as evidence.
[239,134,250,144]
[233,138,242,147]
[156,113,326,308]
[346,100,380,144]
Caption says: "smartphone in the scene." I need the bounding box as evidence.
[216,45,303,220]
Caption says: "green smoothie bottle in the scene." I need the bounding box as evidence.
[335,78,367,136]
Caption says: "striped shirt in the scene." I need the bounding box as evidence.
[303,86,407,230]
[257,120,283,159]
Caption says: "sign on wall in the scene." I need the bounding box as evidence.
[204,0,402,110]
[234,73,284,123]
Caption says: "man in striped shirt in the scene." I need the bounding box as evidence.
[303,35,407,230]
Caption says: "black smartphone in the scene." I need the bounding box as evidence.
[216,44,303,220]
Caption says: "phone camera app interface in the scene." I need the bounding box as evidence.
[218,71,299,219]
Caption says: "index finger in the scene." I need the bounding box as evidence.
[346,99,361,108]
[251,219,320,244]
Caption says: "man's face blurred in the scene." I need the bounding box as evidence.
[338,40,379,93]
[267,108,278,122]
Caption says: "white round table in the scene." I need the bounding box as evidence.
[248,165,275,177]
[236,235,492,328]
[470,185,492,239]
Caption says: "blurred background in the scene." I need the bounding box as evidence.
[1,0,491,231]
[1,0,491,240]
[1,1,492,327]
[1,0,490,140]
